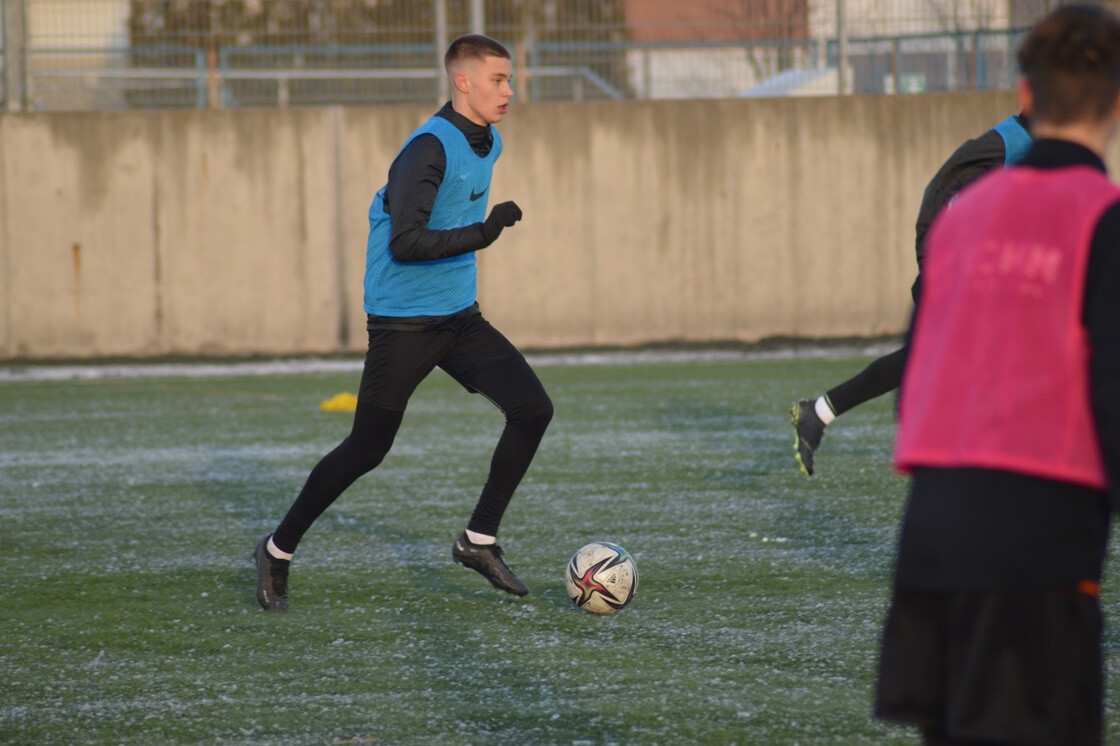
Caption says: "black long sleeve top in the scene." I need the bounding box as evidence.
[913,115,1029,267]
[381,102,497,264]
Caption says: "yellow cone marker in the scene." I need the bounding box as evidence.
[319,392,358,412]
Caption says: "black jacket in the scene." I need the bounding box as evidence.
[913,116,1029,268]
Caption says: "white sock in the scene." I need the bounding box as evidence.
[267,536,293,561]
[815,396,836,425]
[465,529,496,546]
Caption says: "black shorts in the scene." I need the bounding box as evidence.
[357,312,542,413]
[875,588,1103,745]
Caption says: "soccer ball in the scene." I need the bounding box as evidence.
[564,542,638,615]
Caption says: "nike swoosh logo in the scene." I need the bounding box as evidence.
[469,188,487,202]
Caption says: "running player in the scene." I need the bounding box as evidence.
[254,34,553,610]
[790,113,1031,475]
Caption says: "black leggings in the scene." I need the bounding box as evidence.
[271,315,553,554]
[825,346,906,417]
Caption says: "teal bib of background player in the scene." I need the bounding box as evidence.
[364,116,502,317]
[993,115,1032,166]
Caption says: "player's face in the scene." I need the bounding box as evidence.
[454,55,514,126]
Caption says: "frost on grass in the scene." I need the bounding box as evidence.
[0,355,1114,745]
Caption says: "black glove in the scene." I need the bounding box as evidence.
[482,201,522,244]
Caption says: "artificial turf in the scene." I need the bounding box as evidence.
[2,350,1116,744]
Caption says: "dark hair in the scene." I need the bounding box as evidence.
[1017,4,1120,124]
[444,34,511,72]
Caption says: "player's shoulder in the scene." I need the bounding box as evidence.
[404,131,444,151]
[942,128,1006,173]
[923,128,1007,205]
[396,132,446,166]
[387,132,447,188]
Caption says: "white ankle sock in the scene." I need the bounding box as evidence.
[815,396,836,425]
[466,529,496,546]
[267,536,293,561]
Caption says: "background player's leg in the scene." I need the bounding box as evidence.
[825,346,906,416]
[791,346,906,476]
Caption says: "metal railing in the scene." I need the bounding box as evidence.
[17,43,627,110]
[12,28,1027,112]
[7,0,1107,112]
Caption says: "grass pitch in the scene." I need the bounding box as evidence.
[2,348,1117,745]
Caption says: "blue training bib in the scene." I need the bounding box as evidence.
[363,116,502,317]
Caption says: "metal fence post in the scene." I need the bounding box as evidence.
[435,0,448,104]
[836,0,848,94]
[195,50,208,109]
[470,0,484,35]
[3,0,27,111]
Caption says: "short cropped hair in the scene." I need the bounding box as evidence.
[444,34,511,72]
[1017,4,1120,125]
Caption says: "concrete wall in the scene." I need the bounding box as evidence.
[0,91,1049,360]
